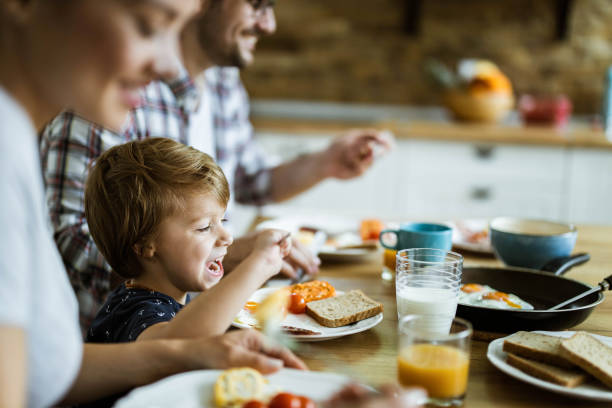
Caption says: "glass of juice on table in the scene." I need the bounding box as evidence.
[395,248,462,333]
[381,248,396,281]
[398,315,472,407]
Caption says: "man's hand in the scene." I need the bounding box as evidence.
[279,235,320,279]
[322,129,394,180]
[267,128,393,203]
[185,329,307,374]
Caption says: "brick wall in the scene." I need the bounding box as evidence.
[242,0,612,113]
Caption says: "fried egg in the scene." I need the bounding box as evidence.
[458,283,534,310]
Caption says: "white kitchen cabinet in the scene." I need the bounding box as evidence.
[394,140,568,221]
[254,131,398,218]
[248,131,611,226]
[567,148,612,225]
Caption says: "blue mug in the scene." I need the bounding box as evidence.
[380,223,453,251]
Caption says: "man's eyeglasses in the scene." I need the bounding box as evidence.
[246,0,276,17]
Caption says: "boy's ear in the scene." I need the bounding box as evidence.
[133,242,156,259]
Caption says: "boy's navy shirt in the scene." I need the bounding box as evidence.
[80,283,190,407]
[86,282,190,343]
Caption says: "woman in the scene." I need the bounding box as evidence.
[0,1,423,407]
[0,1,305,407]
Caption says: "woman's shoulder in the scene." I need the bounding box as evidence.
[0,87,36,134]
[0,88,35,152]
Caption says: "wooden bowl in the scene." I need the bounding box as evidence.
[443,90,514,123]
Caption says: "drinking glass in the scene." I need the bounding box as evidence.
[398,315,472,407]
[395,248,462,334]
[381,248,396,281]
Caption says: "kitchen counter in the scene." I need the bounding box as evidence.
[251,100,612,149]
[297,224,612,408]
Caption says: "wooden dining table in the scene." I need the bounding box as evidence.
[294,224,612,407]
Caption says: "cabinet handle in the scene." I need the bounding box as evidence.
[474,145,495,159]
[470,186,492,201]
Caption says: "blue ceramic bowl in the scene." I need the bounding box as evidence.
[490,217,577,270]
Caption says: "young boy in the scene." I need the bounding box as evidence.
[83,138,291,342]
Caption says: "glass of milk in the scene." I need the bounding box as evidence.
[395,248,463,334]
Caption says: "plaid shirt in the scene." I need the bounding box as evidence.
[40,67,271,333]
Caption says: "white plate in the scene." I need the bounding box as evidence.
[487,331,612,401]
[317,246,378,263]
[257,215,377,262]
[232,288,383,342]
[447,219,493,254]
[257,214,358,236]
[115,368,353,408]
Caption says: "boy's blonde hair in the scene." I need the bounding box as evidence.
[85,138,229,278]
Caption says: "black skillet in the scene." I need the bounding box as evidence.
[456,253,608,333]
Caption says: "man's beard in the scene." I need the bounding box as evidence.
[224,44,250,69]
[197,22,254,69]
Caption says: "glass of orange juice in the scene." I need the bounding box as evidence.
[381,248,396,281]
[398,315,472,406]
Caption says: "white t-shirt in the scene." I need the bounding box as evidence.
[188,71,215,156]
[0,88,82,408]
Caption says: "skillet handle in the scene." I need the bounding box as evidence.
[602,275,612,291]
[540,253,590,276]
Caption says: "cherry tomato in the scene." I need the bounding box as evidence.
[288,292,306,314]
[242,401,266,408]
[298,395,316,408]
[269,392,302,408]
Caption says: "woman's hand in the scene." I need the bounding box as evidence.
[183,329,307,374]
[324,383,426,408]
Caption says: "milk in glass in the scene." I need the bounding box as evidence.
[396,285,458,334]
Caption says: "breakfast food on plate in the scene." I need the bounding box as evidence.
[502,331,574,368]
[290,280,336,304]
[560,332,612,389]
[236,281,383,335]
[465,228,488,244]
[214,368,317,408]
[459,283,534,310]
[280,325,321,335]
[502,331,612,390]
[305,289,383,328]
[323,232,366,250]
[505,353,587,387]
[255,288,290,329]
[214,367,267,407]
[360,219,384,241]
[242,392,316,408]
[296,227,317,246]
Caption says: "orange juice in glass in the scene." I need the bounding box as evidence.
[398,315,472,406]
[381,248,396,281]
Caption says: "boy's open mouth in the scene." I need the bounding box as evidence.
[206,258,224,278]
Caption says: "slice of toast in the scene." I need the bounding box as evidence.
[305,290,383,328]
[506,353,588,388]
[502,331,575,368]
[560,332,612,389]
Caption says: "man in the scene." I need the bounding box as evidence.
[40,0,392,332]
